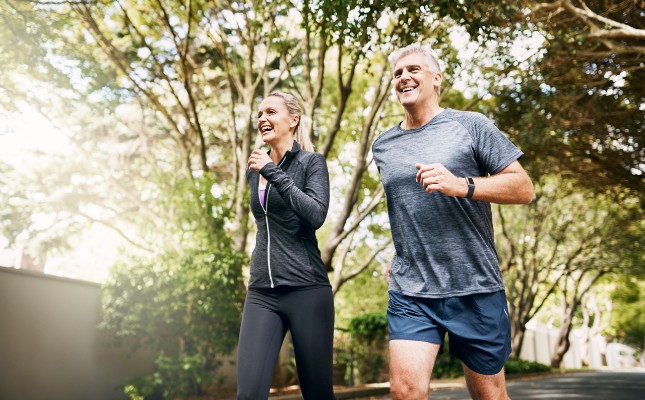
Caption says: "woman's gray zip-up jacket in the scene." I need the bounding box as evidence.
[246,141,331,289]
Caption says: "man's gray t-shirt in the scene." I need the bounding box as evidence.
[372,108,523,298]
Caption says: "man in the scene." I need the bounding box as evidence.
[372,43,534,400]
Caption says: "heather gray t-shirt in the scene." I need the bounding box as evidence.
[372,108,523,298]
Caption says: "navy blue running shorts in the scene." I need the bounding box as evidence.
[387,290,512,375]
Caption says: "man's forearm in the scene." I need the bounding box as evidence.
[467,161,534,204]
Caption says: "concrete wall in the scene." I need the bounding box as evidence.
[0,267,154,400]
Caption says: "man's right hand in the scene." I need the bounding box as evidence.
[386,258,393,283]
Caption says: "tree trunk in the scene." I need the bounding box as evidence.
[550,271,604,368]
[511,320,526,358]
[550,306,575,368]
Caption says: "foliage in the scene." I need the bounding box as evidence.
[333,263,388,329]
[492,1,645,195]
[348,312,388,342]
[1,0,643,386]
[505,357,551,375]
[345,312,388,384]
[0,0,488,273]
[433,355,552,379]
[434,338,550,379]
[101,174,246,398]
[0,1,76,112]
[608,277,645,351]
[496,175,642,359]
[432,351,463,379]
[123,352,216,400]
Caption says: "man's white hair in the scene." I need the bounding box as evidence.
[388,43,442,73]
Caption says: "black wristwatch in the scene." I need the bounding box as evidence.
[465,177,475,199]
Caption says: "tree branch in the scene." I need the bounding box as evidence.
[332,238,392,295]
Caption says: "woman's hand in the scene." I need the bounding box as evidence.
[248,149,273,172]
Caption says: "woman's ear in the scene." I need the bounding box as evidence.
[290,115,300,128]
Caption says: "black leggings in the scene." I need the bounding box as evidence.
[237,285,336,400]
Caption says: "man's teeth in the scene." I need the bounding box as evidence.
[262,126,272,132]
[402,87,414,93]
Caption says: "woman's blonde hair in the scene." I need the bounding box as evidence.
[267,91,314,152]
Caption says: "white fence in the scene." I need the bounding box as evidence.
[519,321,642,369]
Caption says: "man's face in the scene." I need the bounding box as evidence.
[392,52,441,108]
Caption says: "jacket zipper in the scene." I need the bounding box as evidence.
[260,156,287,288]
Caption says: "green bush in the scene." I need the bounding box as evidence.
[433,355,551,379]
[347,312,388,384]
[505,357,551,375]
[430,341,553,379]
[101,175,247,399]
[122,352,214,400]
[432,352,463,379]
[348,312,388,343]
[432,337,463,379]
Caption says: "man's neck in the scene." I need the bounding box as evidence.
[401,104,445,130]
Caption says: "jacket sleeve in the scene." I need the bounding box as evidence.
[259,153,330,229]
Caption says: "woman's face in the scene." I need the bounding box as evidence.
[256,96,299,147]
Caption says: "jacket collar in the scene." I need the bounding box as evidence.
[290,140,302,154]
[268,140,302,164]
[287,140,302,159]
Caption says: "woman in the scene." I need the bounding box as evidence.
[238,91,336,400]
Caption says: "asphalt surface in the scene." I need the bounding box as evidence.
[350,369,645,400]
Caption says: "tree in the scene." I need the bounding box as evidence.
[532,1,645,57]
[494,0,644,195]
[4,0,643,390]
[1,1,521,395]
[477,0,645,364]
[608,276,645,351]
[497,176,642,360]
[550,268,607,367]
[1,0,536,290]
[101,174,247,397]
[578,288,613,367]
[0,0,74,112]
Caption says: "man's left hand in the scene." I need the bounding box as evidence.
[415,163,467,197]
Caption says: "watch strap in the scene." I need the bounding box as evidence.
[465,177,475,199]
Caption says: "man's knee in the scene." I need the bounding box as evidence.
[388,339,438,400]
[390,378,427,400]
[390,385,420,400]
[464,365,509,400]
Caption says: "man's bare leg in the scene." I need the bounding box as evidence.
[389,340,440,400]
[463,363,510,400]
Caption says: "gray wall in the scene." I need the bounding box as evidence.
[0,267,154,400]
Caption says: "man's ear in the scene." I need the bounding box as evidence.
[433,72,442,89]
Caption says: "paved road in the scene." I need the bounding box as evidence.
[352,370,645,400]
